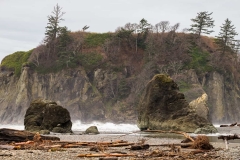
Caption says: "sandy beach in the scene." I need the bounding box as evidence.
[1,129,240,160]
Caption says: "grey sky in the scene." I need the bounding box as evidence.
[1,0,240,63]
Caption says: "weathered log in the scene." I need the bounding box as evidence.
[77,153,136,157]
[0,128,60,142]
[109,142,135,147]
[220,125,229,127]
[218,134,240,140]
[155,143,193,148]
[130,144,150,150]
[190,149,205,154]
[230,122,237,126]
[219,123,237,127]
[99,158,118,160]
[144,130,195,142]
[218,134,240,149]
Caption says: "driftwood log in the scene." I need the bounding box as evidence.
[0,128,60,142]
[130,144,150,150]
[143,130,195,142]
[220,122,238,127]
[144,130,213,150]
[218,134,240,149]
[218,134,240,140]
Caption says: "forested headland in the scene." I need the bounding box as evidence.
[0,5,240,124]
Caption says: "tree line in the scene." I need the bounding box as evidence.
[29,4,239,76]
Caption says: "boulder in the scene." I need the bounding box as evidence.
[85,126,99,134]
[194,125,218,134]
[24,99,72,133]
[137,74,217,133]
[189,93,209,120]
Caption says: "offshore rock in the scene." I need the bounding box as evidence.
[85,126,99,134]
[137,74,216,133]
[24,99,72,133]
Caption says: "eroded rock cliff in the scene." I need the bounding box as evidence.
[0,64,239,125]
[174,70,240,124]
[0,66,106,124]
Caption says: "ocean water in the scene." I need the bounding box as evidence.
[1,122,240,142]
[0,120,139,133]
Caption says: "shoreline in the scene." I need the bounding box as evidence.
[1,126,240,159]
[1,134,240,160]
[1,131,240,159]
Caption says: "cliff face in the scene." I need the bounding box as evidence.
[0,65,239,125]
[174,70,240,124]
[0,66,106,124]
[203,72,240,123]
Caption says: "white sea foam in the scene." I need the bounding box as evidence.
[72,120,139,133]
[0,124,24,130]
[0,121,140,133]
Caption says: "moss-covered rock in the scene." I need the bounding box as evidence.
[85,126,99,134]
[24,99,72,133]
[137,74,216,133]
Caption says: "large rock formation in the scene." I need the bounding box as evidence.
[0,63,240,125]
[137,74,217,133]
[0,66,107,124]
[189,93,209,120]
[24,99,72,133]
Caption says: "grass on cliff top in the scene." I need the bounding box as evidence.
[35,52,103,74]
[1,50,32,76]
[84,32,112,48]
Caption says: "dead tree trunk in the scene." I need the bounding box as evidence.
[0,128,60,142]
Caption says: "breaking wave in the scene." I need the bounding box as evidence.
[0,121,140,133]
[72,120,139,133]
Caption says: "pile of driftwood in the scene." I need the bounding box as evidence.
[0,128,222,159]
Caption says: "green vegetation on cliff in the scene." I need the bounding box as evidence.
[186,47,213,74]
[1,50,32,76]
[2,7,237,81]
[85,33,112,48]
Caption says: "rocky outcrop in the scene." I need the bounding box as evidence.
[0,62,240,125]
[189,93,209,120]
[173,70,240,124]
[24,99,72,133]
[0,66,106,124]
[137,74,217,133]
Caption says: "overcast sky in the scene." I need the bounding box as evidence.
[1,0,240,63]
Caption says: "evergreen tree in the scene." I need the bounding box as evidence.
[138,18,150,33]
[136,18,150,51]
[215,18,238,54]
[44,4,65,57]
[57,26,72,52]
[189,11,214,38]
